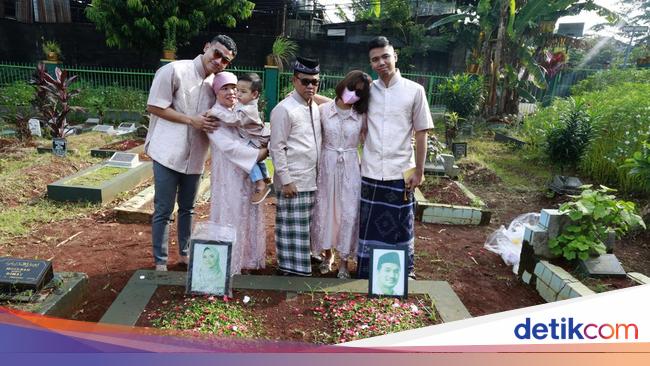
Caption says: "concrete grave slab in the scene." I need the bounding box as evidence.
[579,254,627,278]
[100,270,471,326]
[106,152,140,168]
[1,272,87,317]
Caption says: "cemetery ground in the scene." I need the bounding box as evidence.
[0,131,648,343]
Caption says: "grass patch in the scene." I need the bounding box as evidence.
[311,293,436,344]
[466,138,552,192]
[146,295,265,339]
[64,166,129,187]
[0,200,98,245]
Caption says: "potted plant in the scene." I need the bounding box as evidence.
[266,36,298,71]
[30,63,82,156]
[162,22,177,60]
[42,40,62,62]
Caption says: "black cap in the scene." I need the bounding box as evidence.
[294,56,320,75]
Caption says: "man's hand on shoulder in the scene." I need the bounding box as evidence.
[191,113,219,132]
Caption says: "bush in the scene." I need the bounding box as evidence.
[579,83,650,192]
[620,141,650,193]
[0,81,34,106]
[549,185,645,261]
[72,85,147,111]
[545,98,591,172]
[571,68,650,96]
[437,74,483,118]
[520,98,573,162]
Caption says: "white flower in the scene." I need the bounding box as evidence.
[410,304,419,313]
[392,302,400,308]
[360,324,369,330]
[243,296,251,304]
[232,326,238,331]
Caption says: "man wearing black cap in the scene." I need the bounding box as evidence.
[269,56,322,276]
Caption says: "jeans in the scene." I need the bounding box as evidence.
[249,161,268,183]
[152,160,202,265]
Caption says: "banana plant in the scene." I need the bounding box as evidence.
[429,0,619,117]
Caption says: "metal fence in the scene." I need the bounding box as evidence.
[0,61,601,109]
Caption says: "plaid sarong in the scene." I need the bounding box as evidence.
[275,191,315,276]
[356,177,415,278]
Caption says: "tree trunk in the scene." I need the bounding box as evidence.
[486,1,509,118]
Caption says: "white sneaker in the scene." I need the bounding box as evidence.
[155,264,168,271]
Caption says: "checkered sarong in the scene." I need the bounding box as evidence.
[275,191,315,276]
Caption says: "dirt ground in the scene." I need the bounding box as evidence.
[2,147,649,325]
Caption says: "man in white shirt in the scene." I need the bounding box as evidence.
[146,35,259,271]
[357,36,434,279]
[269,56,322,276]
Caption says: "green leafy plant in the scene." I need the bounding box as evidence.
[267,36,298,71]
[42,40,62,59]
[30,63,82,139]
[620,141,650,192]
[548,185,646,261]
[437,74,483,118]
[545,98,592,173]
[443,111,464,148]
[162,20,177,51]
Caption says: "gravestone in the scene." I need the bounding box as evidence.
[52,137,67,157]
[451,142,467,159]
[85,118,100,125]
[92,125,115,134]
[28,119,42,137]
[579,254,626,278]
[116,123,137,135]
[0,258,54,294]
[548,175,583,195]
[107,152,140,168]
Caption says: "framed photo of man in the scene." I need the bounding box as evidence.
[368,244,408,299]
[186,240,232,296]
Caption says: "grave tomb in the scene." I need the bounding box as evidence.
[0,257,53,293]
[107,152,140,168]
[92,125,115,134]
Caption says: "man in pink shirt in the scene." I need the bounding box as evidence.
[357,36,434,279]
[145,35,252,271]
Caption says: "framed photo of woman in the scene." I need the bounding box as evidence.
[186,240,232,296]
[368,244,408,299]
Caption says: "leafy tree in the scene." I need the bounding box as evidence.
[363,0,450,69]
[430,0,618,117]
[85,0,254,53]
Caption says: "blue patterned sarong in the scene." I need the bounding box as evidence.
[356,177,415,278]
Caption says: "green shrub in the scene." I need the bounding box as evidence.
[571,68,650,95]
[437,74,483,118]
[549,185,645,261]
[578,83,650,192]
[545,98,592,172]
[620,141,650,193]
[519,98,573,162]
[72,85,147,111]
[0,81,34,106]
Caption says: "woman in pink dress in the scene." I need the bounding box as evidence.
[208,72,267,274]
[311,70,372,278]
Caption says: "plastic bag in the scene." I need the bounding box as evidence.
[484,212,540,274]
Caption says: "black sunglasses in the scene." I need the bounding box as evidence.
[298,78,320,86]
[212,48,233,65]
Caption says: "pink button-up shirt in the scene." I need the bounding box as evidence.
[144,56,214,174]
[361,70,434,180]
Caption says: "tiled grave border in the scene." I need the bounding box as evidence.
[415,181,491,225]
[47,162,153,203]
[100,270,472,326]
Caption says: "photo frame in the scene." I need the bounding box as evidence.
[186,239,232,296]
[368,244,409,299]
